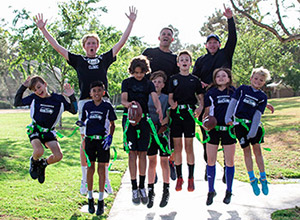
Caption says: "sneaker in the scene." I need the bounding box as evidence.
[88,198,95,214]
[29,156,39,180]
[175,177,184,191]
[96,200,104,216]
[37,158,47,184]
[132,189,140,205]
[250,178,260,196]
[159,190,169,208]
[187,177,195,192]
[80,180,88,195]
[204,167,208,181]
[169,160,177,181]
[222,167,226,184]
[147,189,155,208]
[223,190,232,204]
[206,191,216,206]
[260,178,269,195]
[105,179,113,194]
[139,188,148,205]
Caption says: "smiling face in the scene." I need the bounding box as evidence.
[90,86,105,102]
[205,38,221,55]
[250,73,266,90]
[32,81,48,98]
[215,70,230,87]
[83,37,99,57]
[132,67,146,81]
[159,28,174,49]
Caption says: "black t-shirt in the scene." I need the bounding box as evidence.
[121,76,155,113]
[142,47,179,94]
[67,49,116,100]
[168,74,204,105]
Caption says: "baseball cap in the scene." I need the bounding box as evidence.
[206,34,221,43]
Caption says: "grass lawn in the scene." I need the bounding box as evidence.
[0,97,299,219]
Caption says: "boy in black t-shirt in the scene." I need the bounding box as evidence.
[121,56,162,205]
[169,50,204,192]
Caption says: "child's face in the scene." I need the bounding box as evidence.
[32,81,47,98]
[132,67,146,81]
[90,86,105,102]
[177,54,192,71]
[152,76,165,93]
[250,73,266,90]
[215,70,230,87]
[83,37,99,57]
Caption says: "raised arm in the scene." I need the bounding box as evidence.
[112,6,137,57]
[14,76,30,107]
[34,13,69,61]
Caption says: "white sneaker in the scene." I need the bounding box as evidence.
[105,180,113,194]
[80,180,87,195]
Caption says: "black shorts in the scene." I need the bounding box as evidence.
[28,126,57,147]
[147,132,171,157]
[234,124,264,148]
[170,109,195,138]
[123,116,150,152]
[207,127,237,145]
[85,138,110,163]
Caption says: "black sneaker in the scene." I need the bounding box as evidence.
[159,190,169,208]
[96,200,104,216]
[169,160,177,181]
[37,158,47,184]
[88,198,95,214]
[204,167,208,181]
[147,189,155,208]
[206,191,216,206]
[29,156,39,180]
[223,190,232,204]
[222,167,226,184]
[132,189,140,205]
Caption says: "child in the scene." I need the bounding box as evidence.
[80,81,117,215]
[168,50,204,192]
[14,76,77,184]
[225,67,271,196]
[147,70,170,208]
[121,55,163,205]
[203,68,236,205]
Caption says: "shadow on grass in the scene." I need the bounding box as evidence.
[268,98,300,111]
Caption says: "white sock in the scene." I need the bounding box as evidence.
[88,190,93,199]
[99,192,104,201]
[81,166,87,183]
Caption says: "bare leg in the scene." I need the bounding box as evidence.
[148,155,157,184]
[129,151,138,180]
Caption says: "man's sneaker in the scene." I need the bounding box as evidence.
[139,188,148,205]
[223,190,232,204]
[206,191,216,206]
[29,156,39,180]
[175,177,184,191]
[88,198,95,214]
[132,189,140,205]
[37,158,47,184]
[169,160,177,181]
[80,180,88,195]
[159,190,169,208]
[260,178,269,195]
[222,167,226,184]
[187,177,195,192]
[96,200,104,216]
[147,189,155,208]
[250,178,260,196]
[204,167,208,181]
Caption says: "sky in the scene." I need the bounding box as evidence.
[0,0,299,46]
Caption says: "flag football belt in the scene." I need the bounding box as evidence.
[26,122,54,135]
[85,135,104,141]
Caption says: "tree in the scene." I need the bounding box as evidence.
[168,24,183,53]
[230,0,300,43]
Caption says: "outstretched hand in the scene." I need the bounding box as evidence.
[126,6,137,23]
[23,76,31,88]
[63,83,74,97]
[33,13,47,30]
[223,4,233,19]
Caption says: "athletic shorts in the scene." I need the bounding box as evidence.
[78,99,91,134]
[207,127,237,145]
[28,126,57,147]
[85,138,110,163]
[169,109,195,138]
[147,132,171,157]
[122,116,150,152]
[234,124,264,148]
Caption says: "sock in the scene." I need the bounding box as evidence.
[88,190,93,199]
[207,165,216,192]
[163,182,170,193]
[226,166,235,192]
[175,164,182,178]
[260,172,266,180]
[148,183,154,190]
[188,163,195,179]
[81,166,87,183]
[139,175,146,189]
[131,179,138,190]
[248,170,256,182]
[99,192,104,201]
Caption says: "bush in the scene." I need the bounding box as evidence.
[115,104,124,111]
[0,101,12,109]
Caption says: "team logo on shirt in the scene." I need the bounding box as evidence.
[243,97,257,107]
[90,113,102,120]
[87,58,100,70]
[40,104,54,114]
[217,95,230,104]
[173,79,178,86]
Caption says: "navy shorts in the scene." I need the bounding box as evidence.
[207,127,237,145]
[170,109,195,138]
[28,126,57,147]
[123,116,151,152]
[234,124,264,148]
[84,138,110,163]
